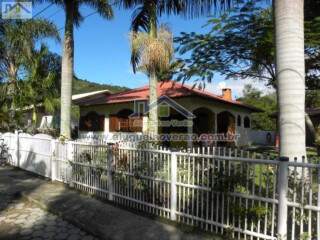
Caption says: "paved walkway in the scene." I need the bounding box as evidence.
[0,201,96,240]
[0,167,222,240]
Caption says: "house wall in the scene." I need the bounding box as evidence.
[168,97,252,147]
[252,130,276,146]
[79,97,253,147]
[21,109,78,130]
[21,110,47,128]
[79,103,145,142]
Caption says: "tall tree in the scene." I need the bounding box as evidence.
[176,0,317,161]
[17,45,60,126]
[129,24,174,136]
[174,2,319,89]
[274,0,306,161]
[119,0,232,136]
[0,18,60,110]
[37,0,114,138]
[237,84,277,131]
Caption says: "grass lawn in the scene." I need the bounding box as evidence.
[246,146,318,160]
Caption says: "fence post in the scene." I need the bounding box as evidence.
[67,141,74,187]
[170,149,178,221]
[14,130,19,167]
[107,143,114,201]
[51,139,56,181]
[278,156,289,239]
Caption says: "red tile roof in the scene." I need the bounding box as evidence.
[75,81,262,112]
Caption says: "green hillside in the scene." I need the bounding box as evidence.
[73,78,130,95]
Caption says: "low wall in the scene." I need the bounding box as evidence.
[251,130,276,146]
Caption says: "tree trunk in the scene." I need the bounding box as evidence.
[148,1,158,137]
[274,0,306,161]
[7,75,15,110]
[7,65,18,110]
[60,1,75,139]
[149,72,158,137]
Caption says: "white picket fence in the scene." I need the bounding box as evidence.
[1,131,320,240]
[0,131,70,183]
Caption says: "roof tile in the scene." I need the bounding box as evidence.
[76,81,261,112]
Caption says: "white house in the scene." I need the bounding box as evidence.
[75,81,262,148]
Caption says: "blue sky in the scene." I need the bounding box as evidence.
[3,0,274,98]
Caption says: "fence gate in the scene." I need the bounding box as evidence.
[54,141,70,183]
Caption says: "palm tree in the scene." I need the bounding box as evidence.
[36,0,114,139]
[274,0,306,160]
[18,44,60,127]
[126,0,306,160]
[0,18,60,110]
[121,0,231,137]
[129,25,174,136]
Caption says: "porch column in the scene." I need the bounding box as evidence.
[187,123,193,149]
[105,117,109,134]
[143,116,148,133]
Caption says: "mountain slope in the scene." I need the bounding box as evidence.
[73,78,130,95]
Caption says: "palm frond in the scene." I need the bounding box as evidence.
[44,97,60,114]
[72,104,80,120]
[129,24,174,74]
[131,4,151,32]
[33,0,65,5]
[114,0,144,10]
[129,31,149,73]
[83,0,114,20]
[157,0,184,17]
[170,0,233,18]
[119,0,234,31]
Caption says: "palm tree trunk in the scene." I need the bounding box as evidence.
[148,1,158,137]
[7,65,18,110]
[149,1,157,39]
[149,72,158,136]
[274,0,306,161]
[7,75,15,110]
[60,1,74,139]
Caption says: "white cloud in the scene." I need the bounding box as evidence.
[202,79,275,99]
[138,79,148,83]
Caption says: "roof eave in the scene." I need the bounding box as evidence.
[78,94,263,113]
[188,93,264,113]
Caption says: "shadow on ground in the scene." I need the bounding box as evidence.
[0,167,223,240]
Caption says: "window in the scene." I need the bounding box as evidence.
[118,109,133,132]
[237,115,241,127]
[109,109,143,133]
[109,114,119,132]
[80,111,105,131]
[244,116,251,128]
[159,104,170,117]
